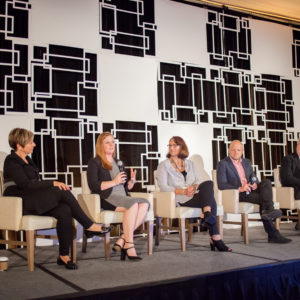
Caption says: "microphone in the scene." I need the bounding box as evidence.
[117,160,125,172]
[246,176,257,195]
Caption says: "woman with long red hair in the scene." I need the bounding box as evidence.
[87,132,149,260]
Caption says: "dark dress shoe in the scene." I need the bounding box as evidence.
[84,226,112,238]
[210,239,232,252]
[57,257,78,270]
[261,209,282,221]
[268,234,292,244]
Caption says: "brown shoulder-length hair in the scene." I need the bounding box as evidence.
[8,128,34,150]
[166,136,189,159]
[95,132,115,170]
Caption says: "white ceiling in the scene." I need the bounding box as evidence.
[187,0,300,24]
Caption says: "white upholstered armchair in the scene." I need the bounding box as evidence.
[0,170,76,271]
[153,161,224,251]
[274,168,300,227]
[77,171,154,259]
[212,170,279,244]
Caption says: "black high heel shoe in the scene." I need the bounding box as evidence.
[84,225,112,238]
[113,236,125,252]
[210,239,232,252]
[120,241,142,261]
[57,257,78,270]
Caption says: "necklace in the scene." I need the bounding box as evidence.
[170,158,184,172]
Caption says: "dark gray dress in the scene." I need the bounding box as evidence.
[105,161,149,209]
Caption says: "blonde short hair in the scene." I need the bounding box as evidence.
[8,128,34,150]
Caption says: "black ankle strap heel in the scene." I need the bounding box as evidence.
[113,236,125,252]
[120,241,142,261]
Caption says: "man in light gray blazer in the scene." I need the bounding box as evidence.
[217,140,291,244]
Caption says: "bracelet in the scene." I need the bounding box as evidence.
[130,179,136,184]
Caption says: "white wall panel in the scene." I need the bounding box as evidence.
[99,52,158,123]
[251,19,293,77]
[156,0,210,67]
[0,116,32,154]
[30,0,100,50]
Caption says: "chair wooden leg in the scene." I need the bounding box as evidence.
[7,230,18,249]
[297,209,300,229]
[179,218,186,252]
[188,223,193,243]
[275,218,280,231]
[147,220,154,255]
[71,226,77,263]
[163,218,170,234]
[217,215,223,239]
[155,217,161,246]
[104,227,111,260]
[26,230,35,272]
[241,220,244,236]
[82,231,87,253]
[197,218,200,232]
[241,213,249,244]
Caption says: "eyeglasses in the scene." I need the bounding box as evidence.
[167,144,181,148]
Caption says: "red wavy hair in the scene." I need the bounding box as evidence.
[95,132,115,170]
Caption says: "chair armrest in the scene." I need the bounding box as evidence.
[152,191,176,218]
[129,192,154,211]
[221,189,240,214]
[272,187,277,204]
[214,189,222,206]
[275,187,295,209]
[0,196,23,231]
[77,194,100,223]
[130,192,154,221]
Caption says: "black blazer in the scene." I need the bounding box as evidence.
[280,152,300,199]
[3,151,53,191]
[87,156,128,199]
[3,151,56,215]
[216,156,256,190]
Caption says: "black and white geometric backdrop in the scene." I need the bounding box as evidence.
[0,0,300,192]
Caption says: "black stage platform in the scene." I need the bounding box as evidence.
[1,223,300,300]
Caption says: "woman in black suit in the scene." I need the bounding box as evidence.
[3,128,111,269]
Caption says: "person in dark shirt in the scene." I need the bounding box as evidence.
[3,128,111,269]
[280,138,300,230]
[280,139,300,199]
